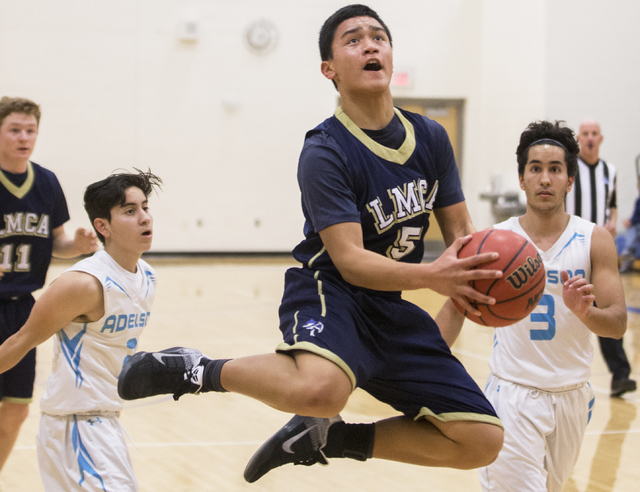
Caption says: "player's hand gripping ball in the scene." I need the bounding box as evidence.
[453,229,545,327]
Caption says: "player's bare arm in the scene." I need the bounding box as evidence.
[434,298,466,348]
[433,201,476,246]
[318,220,500,313]
[561,274,594,312]
[562,225,626,338]
[432,211,497,347]
[318,221,425,291]
[0,272,103,374]
[429,202,502,310]
[604,207,618,236]
[51,224,98,258]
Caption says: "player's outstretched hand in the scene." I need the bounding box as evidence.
[561,270,595,319]
[427,235,502,315]
[74,227,99,255]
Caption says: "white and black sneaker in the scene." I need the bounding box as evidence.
[243,414,343,483]
[117,347,211,401]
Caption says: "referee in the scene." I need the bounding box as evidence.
[566,119,636,398]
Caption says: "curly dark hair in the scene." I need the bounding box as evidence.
[84,168,162,244]
[516,120,579,177]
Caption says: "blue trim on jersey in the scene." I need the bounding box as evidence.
[553,232,586,260]
[123,338,139,368]
[144,269,156,299]
[59,325,87,388]
[104,276,131,300]
[73,415,107,492]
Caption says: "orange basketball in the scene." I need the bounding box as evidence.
[452,228,546,327]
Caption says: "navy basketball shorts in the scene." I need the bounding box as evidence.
[277,267,501,426]
[0,295,37,402]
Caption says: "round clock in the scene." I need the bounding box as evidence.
[245,19,278,54]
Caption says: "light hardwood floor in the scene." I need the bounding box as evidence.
[1,257,638,491]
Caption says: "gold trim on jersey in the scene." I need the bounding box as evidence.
[0,161,35,199]
[334,106,416,165]
[276,341,357,391]
[308,246,326,268]
[416,406,505,429]
[1,395,34,404]
[313,271,327,317]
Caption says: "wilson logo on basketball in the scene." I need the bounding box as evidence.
[525,290,544,310]
[454,229,546,327]
[505,253,543,289]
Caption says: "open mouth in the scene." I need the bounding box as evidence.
[364,60,382,71]
[142,231,152,237]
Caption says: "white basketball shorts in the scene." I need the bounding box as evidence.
[478,375,594,492]
[37,412,137,492]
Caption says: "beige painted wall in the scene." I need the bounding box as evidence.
[1,0,638,251]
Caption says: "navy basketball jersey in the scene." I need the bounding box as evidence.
[293,107,463,277]
[0,162,70,298]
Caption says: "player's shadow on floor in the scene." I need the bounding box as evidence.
[563,397,636,492]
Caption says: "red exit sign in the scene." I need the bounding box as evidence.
[391,70,413,88]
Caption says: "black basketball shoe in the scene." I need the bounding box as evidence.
[117,347,211,401]
[243,414,343,483]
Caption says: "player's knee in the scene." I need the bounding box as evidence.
[466,424,504,468]
[293,378,350,417]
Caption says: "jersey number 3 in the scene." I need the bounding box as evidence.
[530,294,555,340]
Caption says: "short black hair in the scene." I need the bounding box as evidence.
[516,120,579,177]
[84,169,162,244]
[319,4,392,61]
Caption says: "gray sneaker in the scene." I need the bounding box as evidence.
[243,414,343,483]
[117,347,210,401]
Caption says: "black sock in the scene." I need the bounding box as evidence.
[323,421,375,461]
[201,359,230,393]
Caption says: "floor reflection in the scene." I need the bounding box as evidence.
[574,398,637,492]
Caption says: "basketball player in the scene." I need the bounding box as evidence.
[439,120,627,492]
[0,96,98,473]
[0,169,161,491]
[117,4,505,484]
[565,119,635,398]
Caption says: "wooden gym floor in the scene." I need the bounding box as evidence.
[1,256,639,491]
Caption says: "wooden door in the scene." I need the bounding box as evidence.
[396,99,464,242]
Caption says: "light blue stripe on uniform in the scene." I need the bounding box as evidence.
[73,415,107,491]
[59,325,87,388]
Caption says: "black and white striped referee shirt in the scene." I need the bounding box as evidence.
[565,157,617,227]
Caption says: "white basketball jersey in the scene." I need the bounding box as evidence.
[40,250,156,415]
[489,216,595,389]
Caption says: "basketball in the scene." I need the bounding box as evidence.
[452,228,546,327]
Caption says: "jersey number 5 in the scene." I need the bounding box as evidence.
[387,226,423,260]
[0,243,32,272]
